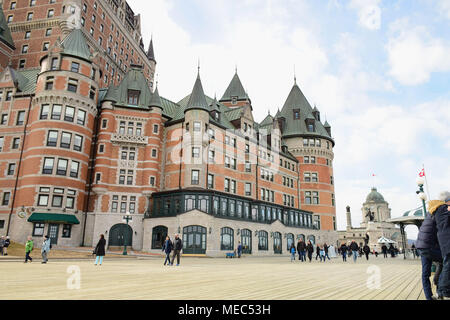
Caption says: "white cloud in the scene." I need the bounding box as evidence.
[438,0,450,19]
[387,20,450,85]
[349,0,381,30]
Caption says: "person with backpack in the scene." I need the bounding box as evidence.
[24,236,33,263]
[162,236,173,266]
[350,241,359,263]
[94,234,106,266]
[290,243,296,262]
[340,243,348,262]
[171,234,183,266]
[306,241,314,262]
[41,235,51,264]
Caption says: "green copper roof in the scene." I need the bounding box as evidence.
[147,38,156,62]
[260,114,274,127]
[220,72,248,102]
[224,107,244,121]
[160,97,180,119]
[0,7,14,49]
[324,120,331,128]
[185,73,209,112]
[365,188,385,203]
[61,29,91,61]
[149,86,162,109]
[3,67,39,94]
[277,83,333,143]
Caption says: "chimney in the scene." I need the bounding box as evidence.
[346,206,352,229]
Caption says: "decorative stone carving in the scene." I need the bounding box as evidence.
[111,133,148,145]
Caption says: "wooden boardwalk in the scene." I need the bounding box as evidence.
[0,256,427,300]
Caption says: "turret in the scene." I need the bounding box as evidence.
[346,206,352,229]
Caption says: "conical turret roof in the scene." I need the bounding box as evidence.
[61,29,91,61]
[220,71,248,102]
[149,85,162,109]
[185,73,209,112]
[147,38,156,62]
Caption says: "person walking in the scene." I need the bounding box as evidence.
[389,243,395,257]
[162,236,173,266]
[324,243,330,260]
[363,244,371,261]
[237,241,243,258]
[315,244,320,260]
[0,236,4,256]
[434,193,450,300]
[350,240,359,263]
[41,235,51,264]
[94,234,106,266]
[319,245,326,262]
[171,234,183,266]
[24,236,33,263]
[290,243,296,262]
[340,243,348,262]
[3,236,10,256]
[382,244,388,258]
[411,243,417,259]
[297,239,306,262]
[306,241,314,262]
[416,200,444,300]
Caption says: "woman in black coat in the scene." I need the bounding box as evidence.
[340,243,348,262]
[306,241,314,262]
[162,236,173,266]
[94,234,106,266]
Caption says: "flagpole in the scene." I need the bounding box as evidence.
[423,164,431,200]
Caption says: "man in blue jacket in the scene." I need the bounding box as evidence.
[434,194,450,299]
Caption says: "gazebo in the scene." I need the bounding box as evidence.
[377,236,396,244]
[387,207,425,259]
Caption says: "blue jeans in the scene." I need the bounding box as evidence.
[164,253,171,265]
[342,252,347,262]
[299,251,306,261]
[95,255,104,265]
[352,251,358,262]
[291,252,295,261]
[417,248,443,300]
[438,253,450,298]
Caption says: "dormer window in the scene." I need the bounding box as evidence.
[293,109,300,120]
[128,90,140,105]
[231,96,238,105]
[307,124,314,132]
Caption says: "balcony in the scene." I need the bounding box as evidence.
[111,133,148,145]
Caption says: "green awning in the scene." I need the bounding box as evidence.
[27,213,80,225]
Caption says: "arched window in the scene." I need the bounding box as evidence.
[241,229,252,254]
[307,235,316,245]
[151,225,168,249]
[286,233,294,250]
[258,230,268,251]
[298,234,305,242]
[183,225,207,254]
[221,227,234,251]
[274,232,282,254]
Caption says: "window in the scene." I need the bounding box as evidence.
[1,114,7,125]
[207,174,214,188]
[45,76,53,90]
[46,28,52,37]
[16,111,25,125]
[150,177,155,187]
[258,231,268,251]
[95,173,101,184]
[24,31,31,39]
[305,191,311,205]
[60,132,72,149]
[208,150,215,162]
[208,128,215,139]
[77,109,86,125]
[12,137,20,149]
[68,79,78,93]
[51,104,62,120]
[7,15,13,23]
[293,109,300,119]
[10,2,16,9]
[7,163,16,175]
[74,135,83,151]
[42,42,49,51]
[119,170,126,185]
[191,170,199,185]
[57,159,68,176]
[221,227,234,251]
[46,131,58,147]
[30,0,36,6]
[225,178,230,192]
[245,144,249,153]
[313,192,319,204]
[311,156,316,164]
[151,149,157,158]
[307,124,314,132]
[231,180,236,194]
[38,194,49,206]
[62,225,72,238]
[193,121,201,132]
[192,147,200,158]
[6,91,12,101]
[225,156,230,168]
[27,12,33,21]
[2,192,10,206]
[64,106,75,122]
[332,194,335,207]
[52,195,63,207]
[245,161,251,172]
[312,173,318,182]
[70,161,79,178]
[153,124,159,134]
[128,90,140,105]
[71,62,80,73]
[245,183,251,196]
[51,57,58,70]
[33,223,45,236]
[304,156,309,164]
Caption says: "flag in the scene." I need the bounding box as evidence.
[419,168,425,177]
[372,174,376,176]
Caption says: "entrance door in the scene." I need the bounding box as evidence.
[108,224,133,247]
[48,224,59,245]
[152,226,168,249]
[241,229,252,254]
[274,232,282,254]
[183,225,206,254]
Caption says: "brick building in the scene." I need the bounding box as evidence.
[0,1,337,256]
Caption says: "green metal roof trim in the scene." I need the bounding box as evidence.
[0,7,14,49]
[220,72,247,102]
[61,29,91,61]
[160,97,181,119]
[277,83,334,144]
[27,213,80,224]
[7,67,39,95]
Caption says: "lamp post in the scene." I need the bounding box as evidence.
[416,177,427,216]
[122,211,132,255]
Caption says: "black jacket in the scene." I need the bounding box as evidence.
[363,245,370,254]
[324,245,329,253]
[297,241,306,252]
[416,213,439,250]
[350,242,359,251]
[174,237,183,251]
[162,239,173,254]
[95,238,106,256]
[381,245,387,253]
[435,204,450,256]
[340,244,348,253]
[306,244,314,253]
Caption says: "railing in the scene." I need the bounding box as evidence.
[111,133,148,145]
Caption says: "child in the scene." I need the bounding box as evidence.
[24,236,33,263]
[290,245,296,262]
[41,235,51,264]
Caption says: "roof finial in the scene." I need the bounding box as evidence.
[155,73,159,89]
[197,58,200,76]
[294,64,297,84]
[235,63,238,74]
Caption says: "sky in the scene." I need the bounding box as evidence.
[128,0,450,240]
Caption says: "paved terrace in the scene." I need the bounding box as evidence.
[0,255,426,300]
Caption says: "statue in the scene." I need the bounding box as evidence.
[365,208,375,222]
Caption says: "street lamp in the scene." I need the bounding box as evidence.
[416,177,427,216]
[122,211,132,255]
